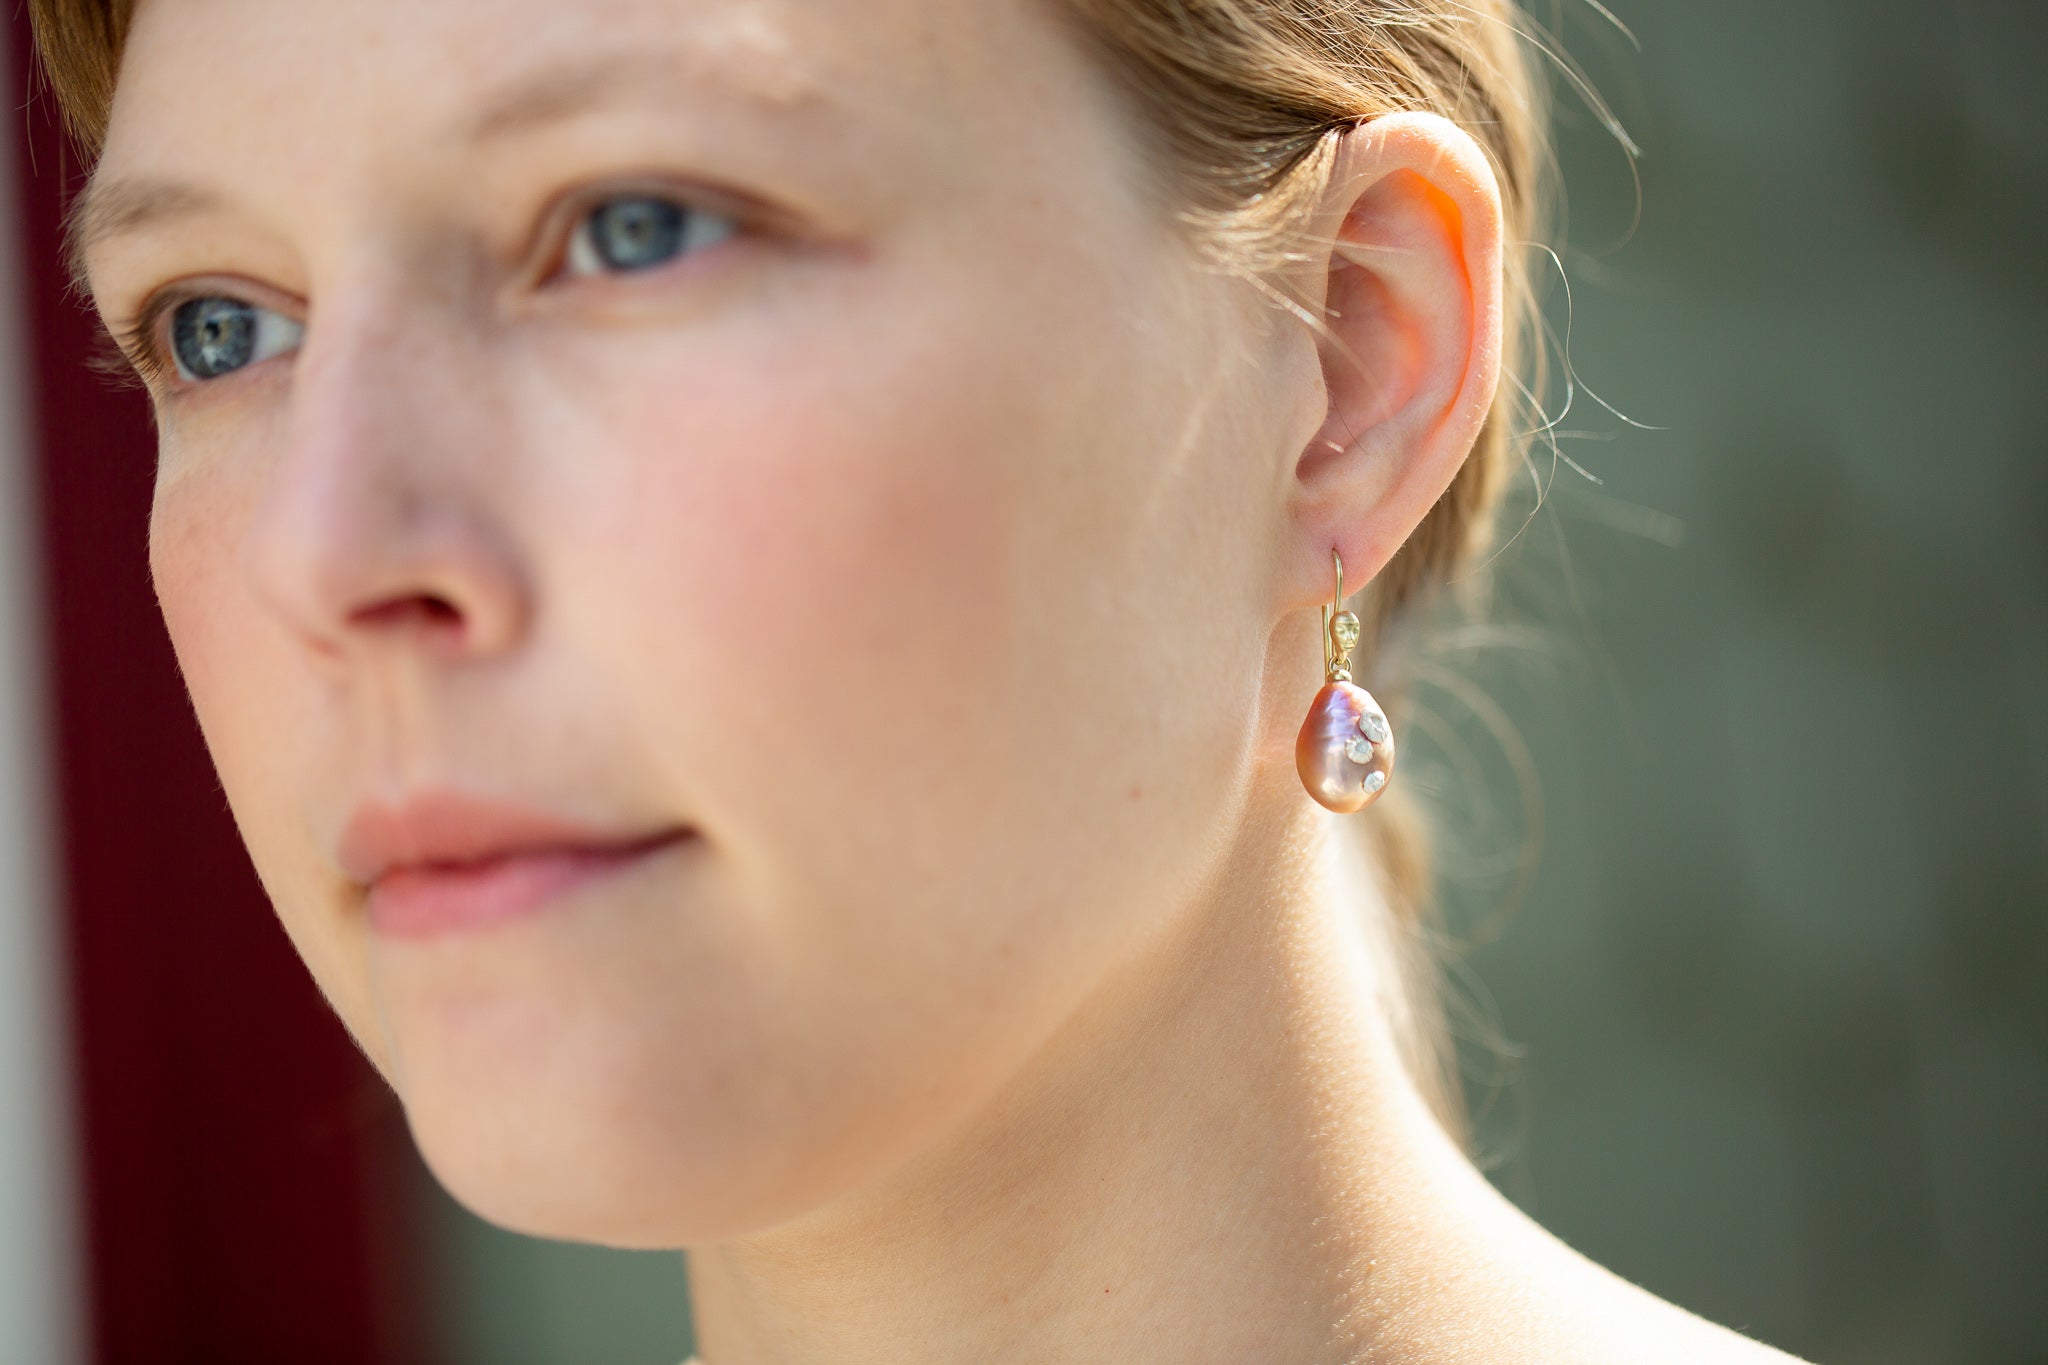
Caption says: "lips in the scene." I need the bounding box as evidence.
[339,791,695,939]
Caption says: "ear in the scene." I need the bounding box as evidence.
[1276,111,1506,613]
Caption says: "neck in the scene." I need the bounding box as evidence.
[685,790,1506,1365]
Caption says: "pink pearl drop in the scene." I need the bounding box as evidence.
[1294,681,1395,814]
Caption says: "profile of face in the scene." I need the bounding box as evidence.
[1331,610,1361,657]
[85,0,1496,1248]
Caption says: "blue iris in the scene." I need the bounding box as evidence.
[584,197,690,272]
[171,296,258,380]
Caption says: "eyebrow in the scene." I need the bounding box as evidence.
[66,42,830,292]
[64,177,222,293]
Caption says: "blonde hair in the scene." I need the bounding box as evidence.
[28,0,1567,1143]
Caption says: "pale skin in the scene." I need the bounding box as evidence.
[81,0,1809,1361]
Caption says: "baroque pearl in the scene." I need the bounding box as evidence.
[1294,680,1396,813]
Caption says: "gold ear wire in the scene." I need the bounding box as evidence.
[1322,548,1359,683]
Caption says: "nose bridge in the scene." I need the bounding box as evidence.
[245,268,530,662]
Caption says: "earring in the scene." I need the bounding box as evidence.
[1295,548,1395,813]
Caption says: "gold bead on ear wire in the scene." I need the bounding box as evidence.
[1295,548,1396,813]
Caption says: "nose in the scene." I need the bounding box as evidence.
[243,285,532,667]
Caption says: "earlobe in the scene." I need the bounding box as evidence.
[1280,111,1506,613]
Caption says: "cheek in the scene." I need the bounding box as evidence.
[469,268,1265,1226]
[152,450,278,715]
[539,309,1035,923]
[148,436,389,1065]
[537,279,1240,927]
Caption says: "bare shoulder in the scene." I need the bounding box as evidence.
[1401,1252,1816,1365]
[1578,1276,1813,1364]
[1490,1222,1819,1365]
[1401,1152,1819,1365]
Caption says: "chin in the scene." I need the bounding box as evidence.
[382,987,956,1250]
[355,875,1060,1248]
[395,1044,786,1247]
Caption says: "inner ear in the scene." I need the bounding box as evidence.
[1294,251,1422,489]
[1283,142,1490,526]
[1269,112,1505,618]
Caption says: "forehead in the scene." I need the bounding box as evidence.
[98,0,1096,189]
[110,0,1008,106]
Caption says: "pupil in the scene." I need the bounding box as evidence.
[591,197,686,271]
[171,297,257,379]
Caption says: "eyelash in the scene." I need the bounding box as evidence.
[98,186,742,395]
[98,294,184,393]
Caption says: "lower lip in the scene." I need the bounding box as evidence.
[364,831,695,940]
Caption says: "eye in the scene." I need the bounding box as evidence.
[168,295,304,382]
[564,193,736,277]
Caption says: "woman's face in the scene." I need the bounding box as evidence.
[84,0,1317,1244]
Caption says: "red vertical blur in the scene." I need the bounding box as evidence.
[6,15,427,1365]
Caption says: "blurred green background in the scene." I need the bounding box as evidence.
[409,2,2048,1361]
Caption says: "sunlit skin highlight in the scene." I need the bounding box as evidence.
[80,0,1809,1361]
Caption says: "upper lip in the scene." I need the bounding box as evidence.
[337,789,690,886]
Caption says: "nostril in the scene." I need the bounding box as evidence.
[350,593,465,634]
